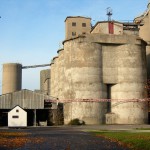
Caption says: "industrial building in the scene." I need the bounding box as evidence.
[0,2,150,126]
[0,63,60,126]
[50,2,150,125]
[50,19,148,125]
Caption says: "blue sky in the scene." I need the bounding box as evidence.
[0,0,149,93]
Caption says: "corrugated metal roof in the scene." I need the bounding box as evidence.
[0,89,57,109]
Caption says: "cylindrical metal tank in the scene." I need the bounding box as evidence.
[40,69,50,95]
[111,42,148,124]
[2,63,22,94]
[63,37,107,125]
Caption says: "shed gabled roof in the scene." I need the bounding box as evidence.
[8,105,26,113]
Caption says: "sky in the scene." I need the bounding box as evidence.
[0,0,149,94]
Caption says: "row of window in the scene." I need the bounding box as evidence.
[72,32,86,36]
[72,22,86,27]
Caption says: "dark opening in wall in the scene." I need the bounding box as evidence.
[107,84,113,113]
[72,22,76,26]
[82,23,86,27]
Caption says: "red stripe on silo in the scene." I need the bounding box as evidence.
[108,22,114,34]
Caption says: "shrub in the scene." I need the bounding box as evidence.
[68,118,85,125]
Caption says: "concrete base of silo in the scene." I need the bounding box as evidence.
[105,113,116,124]
[64,102,107,125]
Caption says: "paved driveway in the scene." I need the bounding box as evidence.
[0,126,130,150]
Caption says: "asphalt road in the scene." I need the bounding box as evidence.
[0,126,131,150]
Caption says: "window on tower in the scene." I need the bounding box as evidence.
[72,22,76,26]
[82,23,86,27]
[72,32,76,36]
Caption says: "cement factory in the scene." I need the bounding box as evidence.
[0,2,150,126]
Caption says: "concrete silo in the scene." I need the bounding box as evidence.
[63,37,107,124]
[50,60,54,97]
[40,69,50,95]
[110,40,148,124]
[2,63,22,94]
[93,34,148,124]
[57,48,64,99]
[53,56,59,99]
[50,56,59,99]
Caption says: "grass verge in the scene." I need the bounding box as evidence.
[92,131,150,150]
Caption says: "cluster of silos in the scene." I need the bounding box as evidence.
[50,34,148,124]
[2,63,22,94]
[50,48,65,100]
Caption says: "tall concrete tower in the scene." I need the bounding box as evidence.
[65,16,91,39]
[2,63,22,94]
[40,69,50,95]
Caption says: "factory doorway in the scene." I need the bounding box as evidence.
[0,110,9,126]
[26,109,49,126]
[26,110,34,126]
[37,109,50,126]
[25,109,52,126]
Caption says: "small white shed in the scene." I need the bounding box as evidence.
[8,105,27,127]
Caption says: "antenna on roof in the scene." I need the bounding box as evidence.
[106,7,113,21]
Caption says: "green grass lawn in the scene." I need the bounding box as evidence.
[92,131,150,150]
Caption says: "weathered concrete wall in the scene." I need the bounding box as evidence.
[40,69,50,95]
[2,63,22,94]
[102,45,118,84]
[63,38,107,124]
